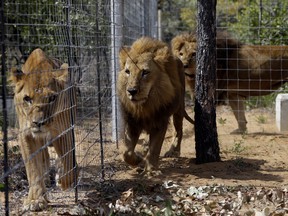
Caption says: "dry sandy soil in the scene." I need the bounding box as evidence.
[2,105,288,215]
[80,105,288,215]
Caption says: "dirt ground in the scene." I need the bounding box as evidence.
[78,105,288,215]
[114,105,288,187]
[2,105,288,215]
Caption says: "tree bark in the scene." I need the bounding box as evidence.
[195,0,220,164]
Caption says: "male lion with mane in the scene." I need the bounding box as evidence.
[117,37,193,175]
[172,31,288,134]
[10,48,78,211]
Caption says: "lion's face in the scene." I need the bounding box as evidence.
[117,37,177,119]
[171,33,198,82]
[16,74,65,137]
[10,49,68,138]
[173,41,197,81]
[120,53,160,105]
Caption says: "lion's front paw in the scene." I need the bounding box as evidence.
[164,146,180,158]
[23,196,48,212]
[123,151,143,166]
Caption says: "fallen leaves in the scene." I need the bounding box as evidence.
[104,181,288,215]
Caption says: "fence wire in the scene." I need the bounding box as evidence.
[0,0,158,214]
[1,0,288,215]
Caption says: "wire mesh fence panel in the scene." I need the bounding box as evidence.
[214,0,288,134]
[1,0,158,214]
[163,0,288,134]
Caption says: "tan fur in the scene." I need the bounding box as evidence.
[10,48,78,211]
[172,31,288,133]
[117,37,192,174]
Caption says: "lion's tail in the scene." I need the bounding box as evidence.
[184,110,194,124]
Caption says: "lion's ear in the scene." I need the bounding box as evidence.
[171,39,184,54]
[55,63,69,83]
[119,46,130,69]
[22,48,47,74]
[154,46,170,62]
[9,67,25,84]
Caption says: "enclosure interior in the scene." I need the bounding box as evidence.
[1,0,288,214]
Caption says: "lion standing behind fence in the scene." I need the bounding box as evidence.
[172,31,288,134]
[9,48,78,211]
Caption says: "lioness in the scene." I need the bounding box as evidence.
[117,37,193,174]
[172,31,288,133]
[10,48,77,211]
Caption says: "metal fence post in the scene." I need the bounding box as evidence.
[111,0,123,144]
[157,4,162,40]
[64,0,78,203]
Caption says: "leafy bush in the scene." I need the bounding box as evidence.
[227,0,288,45]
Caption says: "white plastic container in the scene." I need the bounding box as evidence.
[276,94,288,132]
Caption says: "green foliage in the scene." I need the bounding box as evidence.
[246,84,288,109]
[5,1,61,55]
[226,0,288,45]
[0,183,5,191]
[217,0,249,27]
[3,1,108,60]
[255,115,267,124]
[230,139,246,155]
[160,0,196,41]
[179,4,197,30]
[163,0,288,45]
[218,117,227,126]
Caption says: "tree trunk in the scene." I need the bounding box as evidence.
[195,0,220,164]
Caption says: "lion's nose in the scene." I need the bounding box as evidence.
[127,88,138,96]
[32,120,45,128]
[183,64,189,68]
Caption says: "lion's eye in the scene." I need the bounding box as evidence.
[125,69,130,75]
[142,70,150,77]
[179,52,183,56]
[191,52,196,58]
[48,95,57,103]
[23,95,32,104]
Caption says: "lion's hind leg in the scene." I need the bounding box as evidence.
[164,112,183,158]
[228,94,248,134]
